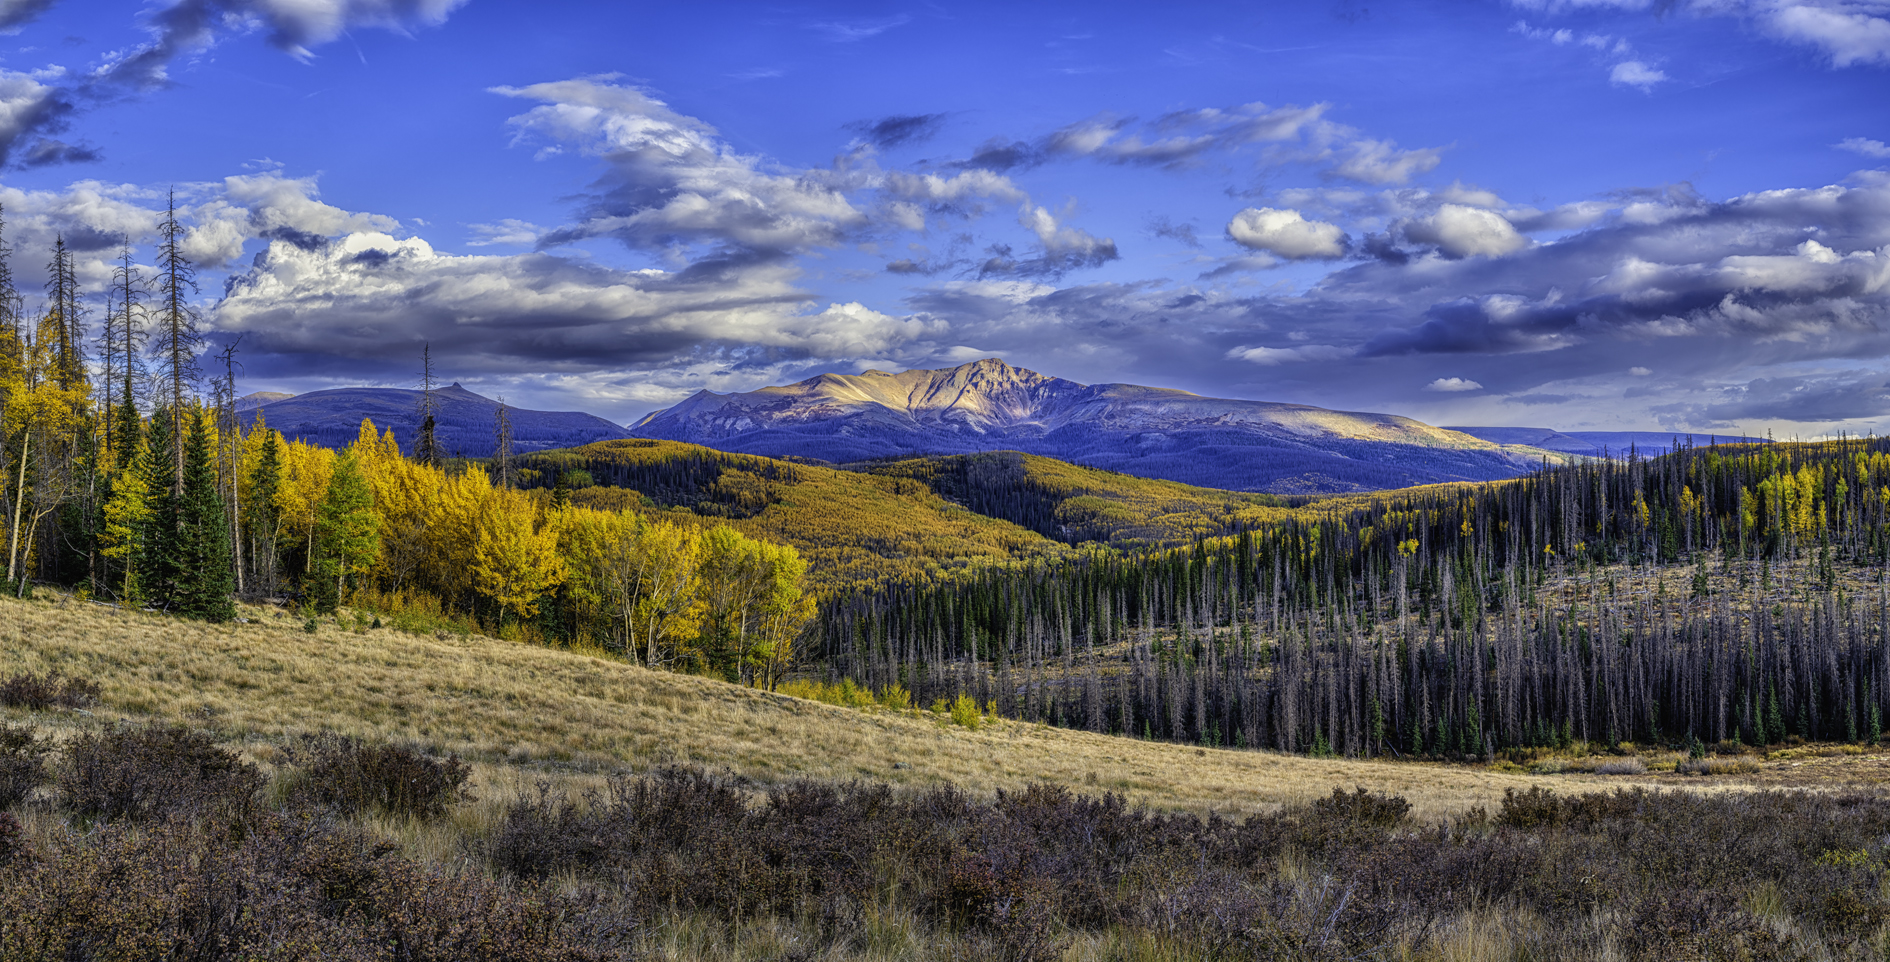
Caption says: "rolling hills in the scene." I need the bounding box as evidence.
[241,383,633,455]
[516,439,1312,588]
[630,357,1568,492]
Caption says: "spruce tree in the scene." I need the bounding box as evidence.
[134,410,179,607]
[171,409,234,622]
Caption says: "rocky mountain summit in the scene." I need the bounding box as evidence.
[632,358,1564,492]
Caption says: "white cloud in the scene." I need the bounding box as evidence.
[1838,137,1890,159]
[1609,60,1668,90]
[1508,1,1890,71]
[1426,377,1485,392]
[1225,207,1349,259]
[236,0,470,60]
[1403,204,1530,257]
[214,230,947,381]
[494,78,869,256]
[466,219,547,246]
[1226,344,1350,365]
[1328,137,1445,185]
[1765,2,1890,66]
[183,172,402,267]
[1630,366,1653,375]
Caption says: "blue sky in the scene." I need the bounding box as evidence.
[0,0,1885,434]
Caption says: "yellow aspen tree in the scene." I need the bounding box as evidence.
[470,483,565,626]
[275,439,336,578]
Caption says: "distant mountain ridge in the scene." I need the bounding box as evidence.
[1444,426,1771,456]
[630,358,1568,493]
[242,383,633,456]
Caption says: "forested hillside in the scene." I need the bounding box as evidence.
[854,450,1289,549]
[818,438,1890,757]
[514,439,1076,590]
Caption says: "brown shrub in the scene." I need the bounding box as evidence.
[56,722,263,822]
[0,723,49,808]
[0,811,624,961]
[282,733,470,820]
[1496,785,1562,828]
[0,671,98,710]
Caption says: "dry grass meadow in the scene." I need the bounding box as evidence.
[0,589,1693,822]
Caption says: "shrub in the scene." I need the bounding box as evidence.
[0,811,25,865]
[1496,786,1562,828]
[0,671,99,710]
[283,733,470,820]
[877,682,912,710]
[0,723,49,808]
[57,722,263,821]
[1676,756,1760,776]
[1308,787,1411,827]
[950,693,982,730]
[1596,757,1647,775]
[0,810,618,960]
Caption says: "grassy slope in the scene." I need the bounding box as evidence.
[0,592,1636,821]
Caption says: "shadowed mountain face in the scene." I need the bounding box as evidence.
[1444,426,1771,457]
[242,383,633,457]
[630,358,1564,493]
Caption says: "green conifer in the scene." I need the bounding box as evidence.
[171,409,234,622]
[134,409,179,606]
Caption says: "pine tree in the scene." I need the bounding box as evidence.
[109,241,147,473]
[134,410,179,606]
[153,191,201,495]
[171,408,233,622]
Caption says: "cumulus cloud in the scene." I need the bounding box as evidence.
[1609,60,1668,90]
[1839,137,1890,159]
[1426,377,1484,392]
[183,172,402,267]
[1226,207,1349,259]
[1765,2,1890,66]
[496,78,869,258]
[213,230,947,389]
[976,205,1119,278]
[1402,204,1530,258]
[1328,138,1445,185]
[0,68,84,169]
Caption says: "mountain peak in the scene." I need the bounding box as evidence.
[629,358,1562,493]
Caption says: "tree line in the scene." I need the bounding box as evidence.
[816,438,1890,754]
